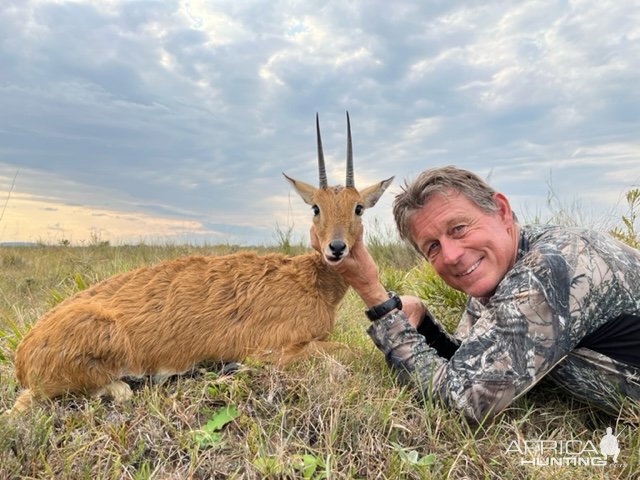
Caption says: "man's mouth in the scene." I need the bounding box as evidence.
[458,258,482,277]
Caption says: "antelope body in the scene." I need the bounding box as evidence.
[9,113,393,413]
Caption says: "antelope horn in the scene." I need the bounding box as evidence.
[346,111,354,188]
[316,113,328,189]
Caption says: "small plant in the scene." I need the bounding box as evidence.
[132,461,152,480]
[0,314,28,360]
[252,456,283,476]
[273,221,296,255]
[47,272,90,306]
[391,441,436,473]
[88,228,110,248]
[48,288,66,306]
[73,272,89,291]
[610,188,640,249]
[292,453,328,479]
[192,404,240,448]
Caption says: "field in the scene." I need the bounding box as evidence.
[0,232,639,479]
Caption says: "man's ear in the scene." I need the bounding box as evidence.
[493,192,514,225]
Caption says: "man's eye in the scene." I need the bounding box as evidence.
[312,205,320,216]
[424,242,439,258]
[452,225,467,236]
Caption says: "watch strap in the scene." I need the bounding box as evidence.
[365,291,402,321]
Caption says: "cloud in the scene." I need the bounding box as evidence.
[0,191,223,244]
[0,0,639,245]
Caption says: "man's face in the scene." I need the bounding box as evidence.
[409,190,518,298]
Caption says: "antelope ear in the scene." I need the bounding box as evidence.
[283,173,317,205]
[360,176,394,208]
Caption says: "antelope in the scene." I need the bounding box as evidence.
[8,113,393,414]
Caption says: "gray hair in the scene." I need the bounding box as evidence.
[393,166,513,253]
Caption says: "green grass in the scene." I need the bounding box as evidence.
[0,238,639,479]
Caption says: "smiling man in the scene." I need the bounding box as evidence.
[322,166,640,422]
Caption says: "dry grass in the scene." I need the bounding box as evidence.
[0,242,638,479]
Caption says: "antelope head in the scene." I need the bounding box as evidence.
[284,112,394,265]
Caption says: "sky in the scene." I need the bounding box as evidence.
[1,0,639,246]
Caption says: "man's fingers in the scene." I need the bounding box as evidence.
[309,225,321,252]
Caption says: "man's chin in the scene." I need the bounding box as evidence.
[463,282,497,299]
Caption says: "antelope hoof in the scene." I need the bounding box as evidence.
[4,390,34,416]
[96,381,133,403]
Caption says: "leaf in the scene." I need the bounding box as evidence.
[202,405,239,433]
[406,449,419,464]
[193,405,240,448]
[391,442,436,468]
[417,453,436,466]
[301,454,319,478]
[302,454,318,478]
[74,272,89,291]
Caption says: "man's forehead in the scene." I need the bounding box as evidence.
[423,189,471,209]
[411,191,478,228]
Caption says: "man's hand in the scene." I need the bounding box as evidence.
[399,295,426,329]
[311,227,428,329]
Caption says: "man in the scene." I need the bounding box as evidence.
[319,166,640,422]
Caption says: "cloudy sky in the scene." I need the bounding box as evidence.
[1,0,639,246]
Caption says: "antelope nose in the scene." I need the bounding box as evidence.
[328,240,347,258]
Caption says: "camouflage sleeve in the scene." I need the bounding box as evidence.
[367,234,613,422]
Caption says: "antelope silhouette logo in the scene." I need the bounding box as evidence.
[599,427,620,463]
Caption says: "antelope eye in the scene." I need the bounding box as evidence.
[354,204,364,216]
[312,205,320,216]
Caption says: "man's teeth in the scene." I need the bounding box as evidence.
[461,259,481,276]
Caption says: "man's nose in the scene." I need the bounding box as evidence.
[440,238,464,265]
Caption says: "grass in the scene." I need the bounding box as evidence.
[1,230,639,478]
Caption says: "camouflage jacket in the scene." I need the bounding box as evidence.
[367,224,640,421]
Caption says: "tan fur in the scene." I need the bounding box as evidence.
[9,176,392,413]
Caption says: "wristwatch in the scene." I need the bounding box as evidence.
[365,291,402,321]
